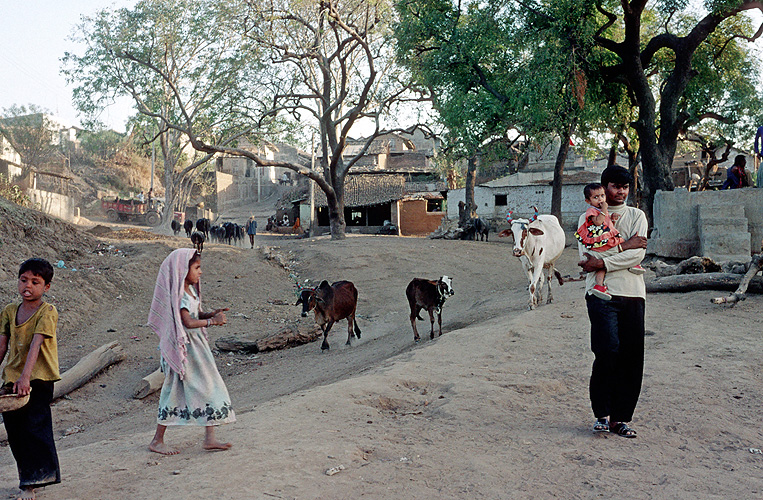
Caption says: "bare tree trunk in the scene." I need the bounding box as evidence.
[327,179,346,240]
[646,272,763,294]
[551,125,574,221]
[464,155,477,220]
[132,368,164,399]
[53,342,125,400]
[607,145,618,167]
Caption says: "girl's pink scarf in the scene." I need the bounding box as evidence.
[147,248,205,379]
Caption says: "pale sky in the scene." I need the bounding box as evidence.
[0,2,760,136]
[0,1,137,132]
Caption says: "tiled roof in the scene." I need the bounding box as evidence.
[313,174,406,208]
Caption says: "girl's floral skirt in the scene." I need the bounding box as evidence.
[157,330,235,426]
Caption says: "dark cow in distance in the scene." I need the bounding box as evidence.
[196,218,211,238]
[462,217,490,241]
[183,219,194,237]
[406,276,454,342]
[295,280,361,351]
[171,220,182,236]
[191,231,205,253]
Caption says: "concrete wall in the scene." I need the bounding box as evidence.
[215,171,273,212]
[649,188,763,259]
[28,188,78,223]
[447,184,588,229]
[398,199,445,236]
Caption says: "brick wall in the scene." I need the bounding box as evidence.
[399,199,445,236]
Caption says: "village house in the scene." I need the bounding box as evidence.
[446,139,623,229]
[210,140,308,214]
[303,130,448,236]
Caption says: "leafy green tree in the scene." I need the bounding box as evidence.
[677,15,763,189]
[592,0,763,222]
[395,0,606,220]
[77,129,126,164]
[63,0,257,227]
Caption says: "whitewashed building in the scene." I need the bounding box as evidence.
[447,170,602,229]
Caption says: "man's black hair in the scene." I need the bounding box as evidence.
[583,183,603,199]
[18,258,54,284]
[734,154,746,166]
[601,165,633,186]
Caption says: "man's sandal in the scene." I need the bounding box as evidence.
[593,418,609,433]
[610,422,637,438]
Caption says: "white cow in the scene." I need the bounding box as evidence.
[501,209,566,309]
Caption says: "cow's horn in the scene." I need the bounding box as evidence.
[506,210,514,223]
[529,206,539,223]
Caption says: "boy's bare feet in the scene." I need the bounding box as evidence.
[149,440,180,455]
[17,487,35,500]
[203,439,232,451]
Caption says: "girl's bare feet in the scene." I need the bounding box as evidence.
[17,487,35,500]
[149,440,180,455]
[149,423,179,454]
[203,426,232,451]
[203,439,232,451]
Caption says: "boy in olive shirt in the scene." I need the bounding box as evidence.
[0,258,61,500]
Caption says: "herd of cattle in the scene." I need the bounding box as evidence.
[169,207,566,350]
[171,218,247,253]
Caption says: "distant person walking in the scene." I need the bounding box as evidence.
[246,216,257,249]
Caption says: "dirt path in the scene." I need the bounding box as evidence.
[1,212,762,498]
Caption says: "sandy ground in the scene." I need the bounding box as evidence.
[1,206,762,499]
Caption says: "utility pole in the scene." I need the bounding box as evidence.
[310,132,316,236]
[150,143,155,192]
[257,161,261,202]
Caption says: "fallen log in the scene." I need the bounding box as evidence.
[216,325,322,354]
[53,341,125,400]
[646,272,763,294]
[712,254,763,305]
[653,256,723,278]
[132,368,164,399]
[215,337,260,354]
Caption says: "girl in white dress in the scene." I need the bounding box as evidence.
[146,248,235,454]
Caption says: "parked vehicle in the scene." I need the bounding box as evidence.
[101,197,163,226]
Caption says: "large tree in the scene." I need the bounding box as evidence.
[62,0,262,227]
[64,0,420,239]
[394,0,605,220]
[592,0,763,222]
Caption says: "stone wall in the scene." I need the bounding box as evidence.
[649,188,763,261]
[28,188,78,223]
